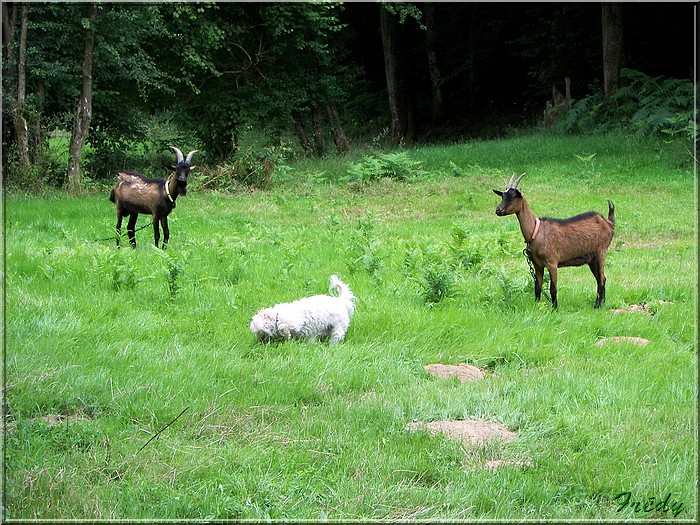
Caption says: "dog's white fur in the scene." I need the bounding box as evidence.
[250,275,356,344]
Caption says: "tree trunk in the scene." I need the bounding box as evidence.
[325,101,350,155]
[310,102,326,157]
[13,3,30,172]
[2,2,17,63]
[602,3,623,98]
[30,80,45,166]
[424,4,443,126]
[380,6,404,142]
[465,4,477,118]
[67,3,97,195]
[292,110,311,154]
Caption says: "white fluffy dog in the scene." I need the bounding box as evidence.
[250,275,356,344]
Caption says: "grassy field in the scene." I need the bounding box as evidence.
[3,132,697,520]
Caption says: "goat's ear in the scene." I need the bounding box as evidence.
[493,189,504,197]
[188,165,196,171]
[171,164,177,170]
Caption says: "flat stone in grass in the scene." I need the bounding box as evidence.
[611,304,652,316]
[424,363,486,383]
[611,301,674,317]
[595,336,650,347]
[407,419,517,445]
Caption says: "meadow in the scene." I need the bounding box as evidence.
[3,132,697,521]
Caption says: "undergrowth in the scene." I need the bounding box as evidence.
[550,69,695,145]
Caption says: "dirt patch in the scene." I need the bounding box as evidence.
[424,363,486,383]
[595,336,650,347]
[407,419,517,445]
[482,459,534,471]
[31,414,91,425]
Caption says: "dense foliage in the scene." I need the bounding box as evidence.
[2,2,695,190]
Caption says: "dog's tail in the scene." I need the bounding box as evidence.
[329,275,356,316]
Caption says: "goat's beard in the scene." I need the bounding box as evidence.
[177,181,188,196]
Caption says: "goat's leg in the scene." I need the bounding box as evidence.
[547,265,558,309]
[534,265,544,302]
[152,216,161,248]
[127,213,138,248]
[160,216,170,249]
[591,254,607,308]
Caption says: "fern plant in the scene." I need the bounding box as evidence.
[552,88,604,135]
[347,151,424,184]
[612,69,695,141]
[549,69,695,145]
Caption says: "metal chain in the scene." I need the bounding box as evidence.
[523,244,551,303]
[94,221,152,243]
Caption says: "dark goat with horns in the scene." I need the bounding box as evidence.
[109,146,197,248]
[493,173,615,309]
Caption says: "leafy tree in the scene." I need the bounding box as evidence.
[3,3,84,188]
[3,3,179,185]
[169,2,355,160]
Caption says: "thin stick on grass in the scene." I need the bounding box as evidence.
[136,406,190,454]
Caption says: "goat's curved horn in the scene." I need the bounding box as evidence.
[512,172,527,189]
[169,146,184,164]
[185,150,198,164]
[506,173,516,189]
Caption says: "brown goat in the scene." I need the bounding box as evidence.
[109,147,197,248]
[493,173,615,308]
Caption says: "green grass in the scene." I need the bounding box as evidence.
[3,132,696,520]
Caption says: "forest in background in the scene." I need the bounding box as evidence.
[1,2,696,192]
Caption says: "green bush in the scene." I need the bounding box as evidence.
[549,69,695,145]
[347,151,424,184]
[197,144,294,191]
[614,69,695,142]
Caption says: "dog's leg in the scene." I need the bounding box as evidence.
[328,321,348,344]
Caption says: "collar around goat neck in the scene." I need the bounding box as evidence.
[529,218,541,243]
[165,180,174,203]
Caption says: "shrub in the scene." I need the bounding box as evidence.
[449,226,486,270]
[197,144,294,191]
[613,69,695,142]
[159,251,185,299]
[346,217,384,279]
[4,144,65,192]
[549,69,695,145]
[346,151,424,184]
[402,227,499,305]
[418,265,457,304]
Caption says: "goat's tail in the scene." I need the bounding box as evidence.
[329,275,356,315]
[607,200,615,227]
[109,189,115,203]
